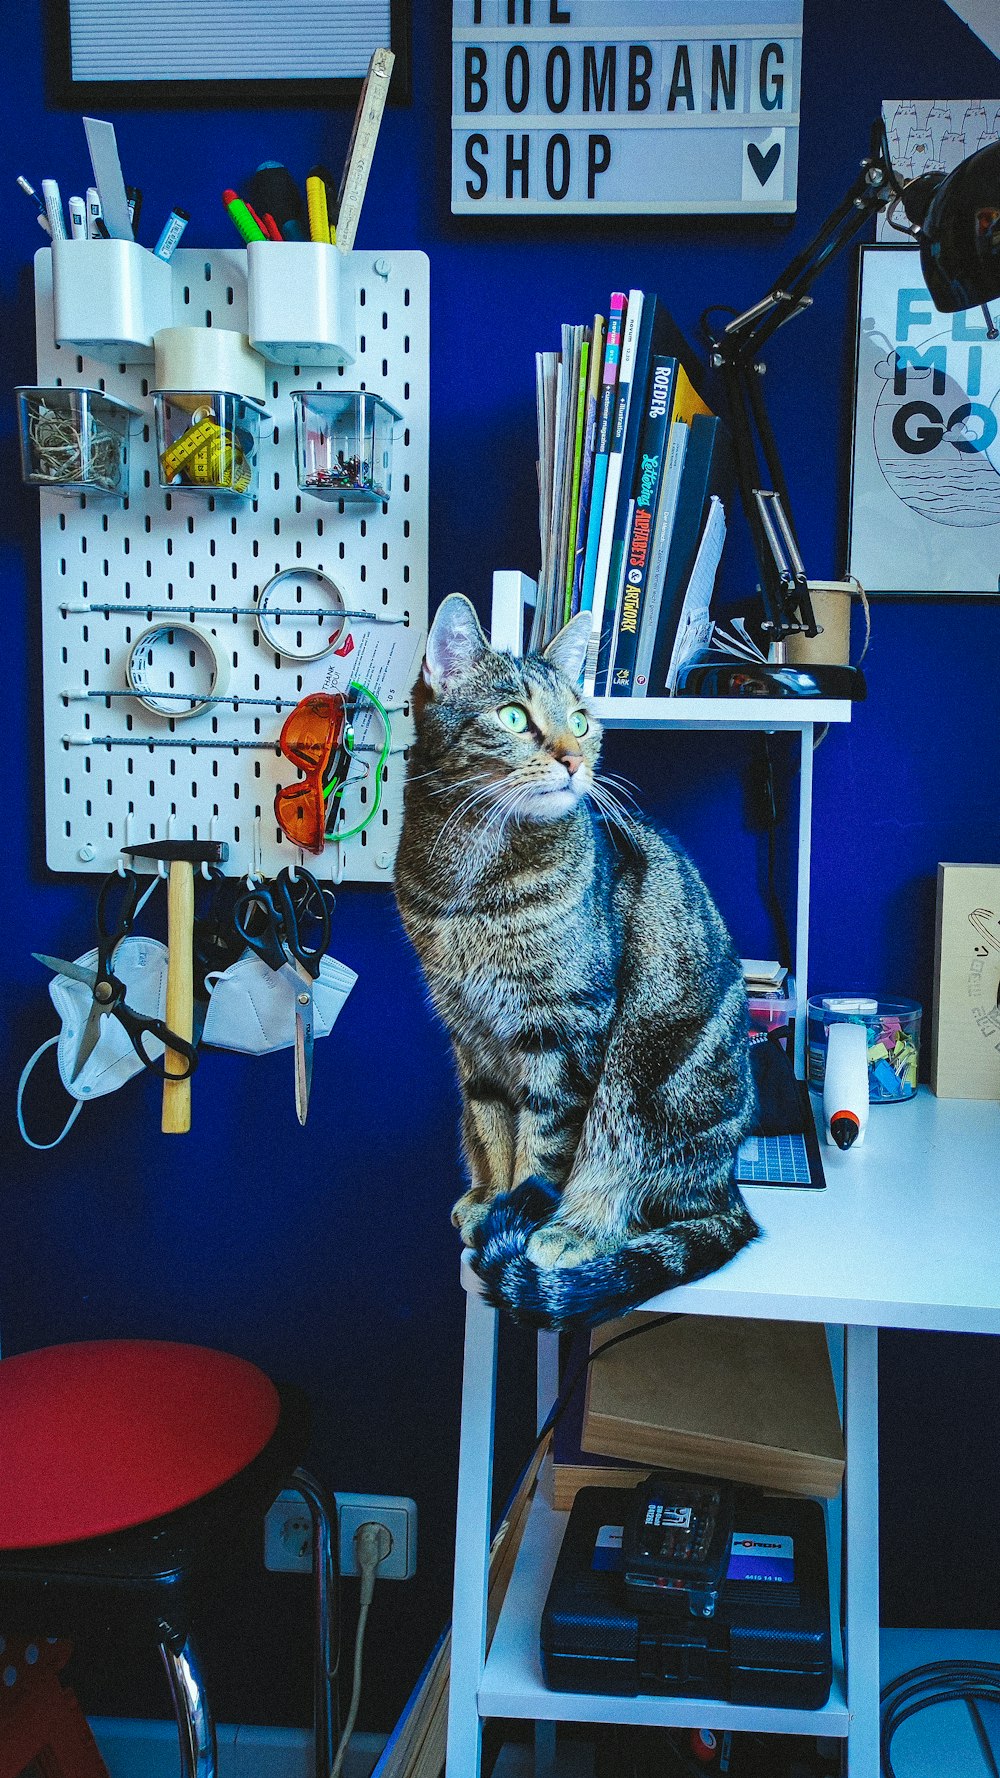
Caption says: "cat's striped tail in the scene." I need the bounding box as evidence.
[470,1179,760,1330]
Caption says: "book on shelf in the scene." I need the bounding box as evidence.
[585,285,644,691]
[579,291,627,621]
[607,357,711,697]
[563,330,590,625]
[631,418,689,695]
[642,412,731,698]
[663,493,727,692]
[588,295,709,694]
[605,354,676,698]
[581,1311,845,1499]
[570,312,605,617]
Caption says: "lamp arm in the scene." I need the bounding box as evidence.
[709,132,900,639]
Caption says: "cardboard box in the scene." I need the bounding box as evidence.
[932,863,1000,1099]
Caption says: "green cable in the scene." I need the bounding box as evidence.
[322,679,392,844]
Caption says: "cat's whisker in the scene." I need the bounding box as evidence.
[595,770,644,810]
[429,775,510,860]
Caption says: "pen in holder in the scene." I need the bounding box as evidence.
[292,389,402,502]
[17,386,136,498]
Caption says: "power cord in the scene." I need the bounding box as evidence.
[881,1660,1000,1776]
[329,1520,392,1778]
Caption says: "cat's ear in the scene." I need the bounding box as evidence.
[543,612,592,689]
[423,594,490,695]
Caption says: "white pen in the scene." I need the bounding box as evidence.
[86,186,103,239]
[68,194,87,239]
[41,178,67,240]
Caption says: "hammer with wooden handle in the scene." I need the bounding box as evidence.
[127,839,229,1134]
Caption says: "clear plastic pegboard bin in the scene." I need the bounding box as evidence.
[155,390,264,498]
[292,389,402,502]
[17,385,135,498]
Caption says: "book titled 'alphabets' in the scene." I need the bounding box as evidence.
[608,356,675,696]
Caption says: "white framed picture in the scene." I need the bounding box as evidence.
[848,243,1000,594]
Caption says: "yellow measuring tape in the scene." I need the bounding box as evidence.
[160,416,251,492]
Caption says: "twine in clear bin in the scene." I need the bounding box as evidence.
[27,397,123,491]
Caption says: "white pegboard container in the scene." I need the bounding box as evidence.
[246,241,357,367]
[32,243,429,886]
[52,238,174,363]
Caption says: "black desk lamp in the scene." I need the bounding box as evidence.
[679,121,1000,700]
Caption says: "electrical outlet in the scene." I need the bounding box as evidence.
[264,1490,315,1573]
[263,1490,417,1579]
[337,1493,417,1580]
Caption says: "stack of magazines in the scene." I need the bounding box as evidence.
[529,287,731,699]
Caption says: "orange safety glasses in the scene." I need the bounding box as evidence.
[274,692,352,855]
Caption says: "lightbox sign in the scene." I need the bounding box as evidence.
[452,2,802,215]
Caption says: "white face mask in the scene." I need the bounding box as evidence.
[201,950,357,1055]
[19,936,170,1149]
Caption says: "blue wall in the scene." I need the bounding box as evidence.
[2,0,1000,1733]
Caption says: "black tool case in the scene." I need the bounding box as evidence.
[540,1486,833,1710]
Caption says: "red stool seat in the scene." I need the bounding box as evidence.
[0,1340,281,1551]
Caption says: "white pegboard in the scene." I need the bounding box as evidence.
[32,244,428,882]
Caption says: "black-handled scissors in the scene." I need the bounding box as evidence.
[232,868,334,1123]
[34,868,200,1082]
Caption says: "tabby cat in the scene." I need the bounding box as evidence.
[395,593,759,1330]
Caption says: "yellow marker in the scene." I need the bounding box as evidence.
[306,174,330,244]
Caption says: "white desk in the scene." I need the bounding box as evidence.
[446,1089,1000,1778]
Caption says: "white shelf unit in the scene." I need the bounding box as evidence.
[449,1092,1000,1778]
[444,576,1000,1778]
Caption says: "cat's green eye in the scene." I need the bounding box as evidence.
[497,703,529,733]
[569,711,589,738]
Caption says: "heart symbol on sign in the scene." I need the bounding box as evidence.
[747,142,781,185]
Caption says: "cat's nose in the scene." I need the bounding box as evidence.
[559,752,583,776]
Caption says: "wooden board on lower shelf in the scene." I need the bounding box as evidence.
[579,1313,844,1498]
[371,1436,549,1778]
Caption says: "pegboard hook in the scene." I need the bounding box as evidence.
[328,838,345,887]
[203,814,220,880]
[117,810,135,877]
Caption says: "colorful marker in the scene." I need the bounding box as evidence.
[153,207,189,261]
[222,189,266,244]
[305,173,330,244]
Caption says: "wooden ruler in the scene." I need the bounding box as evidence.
[337,46,395,254]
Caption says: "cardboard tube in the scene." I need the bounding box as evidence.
[786,582,854,668]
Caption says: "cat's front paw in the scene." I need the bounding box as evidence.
[451,1189,494,1246]
[525,1222,603,1270]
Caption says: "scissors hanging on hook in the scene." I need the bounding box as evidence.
[233,867,334,1125]
[34,868,199,1082]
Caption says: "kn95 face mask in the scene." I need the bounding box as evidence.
[18,936,170,1149]
[201,950,357,1055]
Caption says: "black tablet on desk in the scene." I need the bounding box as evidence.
[737,1033,826,1190]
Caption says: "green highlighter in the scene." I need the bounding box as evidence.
[222,190,266,244]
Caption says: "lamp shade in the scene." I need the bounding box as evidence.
[904,139,1000,313]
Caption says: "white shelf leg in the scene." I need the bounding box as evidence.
[793,723,814,1082]
[844,1323,880,1778]
[446,1272,500,1778]
[534,1720,558,1775]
